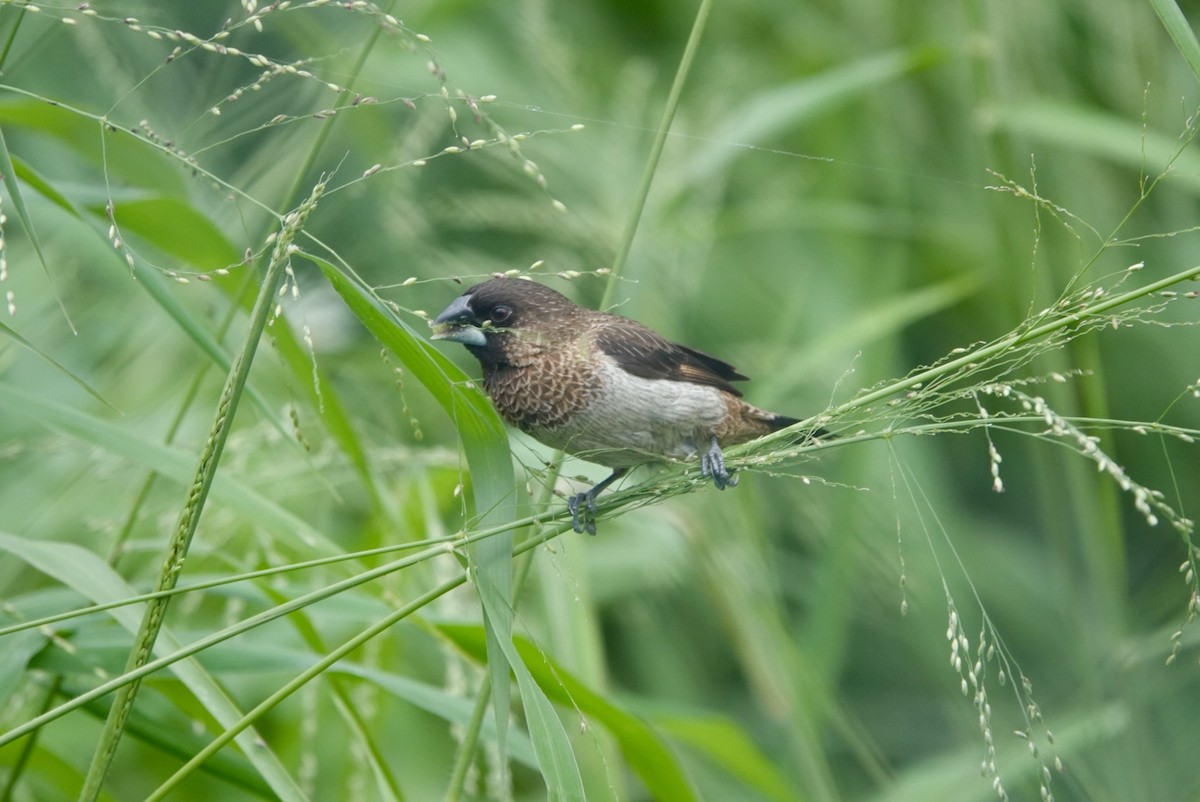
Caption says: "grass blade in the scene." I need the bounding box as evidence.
[0,382,338,555]
[441,624,696,801]
[687,48,937,183]
[0,125,75,332]
[0,320,115,410]
[0,531,305,801]
[1151,0,1200,83]
[310,255,537,778]
[78,183,325,800]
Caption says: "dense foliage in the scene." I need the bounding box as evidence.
[1,1,1199,800]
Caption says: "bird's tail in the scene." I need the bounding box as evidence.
[722,400,830,444]
[768,414,829,441]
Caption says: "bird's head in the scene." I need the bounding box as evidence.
[430,277,582,361]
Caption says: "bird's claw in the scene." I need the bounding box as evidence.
[564,469,626,535]
[567,491,598,535]
[700,437,738,490]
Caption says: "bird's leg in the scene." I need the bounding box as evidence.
[567,468,628,535]
[700,435,738,490]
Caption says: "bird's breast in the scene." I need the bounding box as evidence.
[482,347,597,433]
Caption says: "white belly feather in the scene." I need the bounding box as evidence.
[526,359,727,467]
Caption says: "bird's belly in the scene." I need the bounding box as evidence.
[528,363,728,467]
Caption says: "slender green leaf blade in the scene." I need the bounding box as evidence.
[0,320,115,409]
[994,100,1200,189]
[1151,0,1200,83]
[311,255,536,779]
[10,153,75,216]
[132,266,292,441]
[0,124,74,331]
[442,624,697,802]
[0,382,338,556]
[99,197,242,273]
[0,630,45,709]
[657,714,801,802]
[687,48,939,182]
[0,531,306,802]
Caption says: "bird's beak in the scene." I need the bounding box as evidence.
[430,294,488,347]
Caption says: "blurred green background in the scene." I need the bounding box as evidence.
[1,0,1199,800]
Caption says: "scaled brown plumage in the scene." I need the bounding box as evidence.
[432,277,820,533]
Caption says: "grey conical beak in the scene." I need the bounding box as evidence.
[430,294,488,347]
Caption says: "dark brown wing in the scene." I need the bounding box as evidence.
[595,318,748,397]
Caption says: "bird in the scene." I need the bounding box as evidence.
[430,277,823,534]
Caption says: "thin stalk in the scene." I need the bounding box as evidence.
[749,263,1200,452]
[145,577,468,802]
[77,183,325,801]
[0,7,26,69]
[105,270,258,567]
[76,8,393,793]
[599,0,714,310]
[443,672,492,802]
[141,511,607,799]
[0,532,460,641]
[0,514,574,752]
[0,677,59,802]
[444,460,564,802]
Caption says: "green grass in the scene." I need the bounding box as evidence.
[1,1,1199,800]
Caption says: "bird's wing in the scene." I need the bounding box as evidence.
[594,319,748,397]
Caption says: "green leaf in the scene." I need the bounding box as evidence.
[0,100,185,195]
[0,382,340,557]
[307,256,516,536]
[310,256,588,796]
[687,48,940,182]
[441,623,698,802]
[99,197,242,273]
[0,319,116,410]
[994,101,1200,190]
[0,630,46,709]
[310,264,517,671]
[0,124,75,332]
[309,254,508,460]
[3,161,288,438]
[0,531,306,802]
[1150,0,1200,84]
[501,638,585,801]
[656,714,802,802]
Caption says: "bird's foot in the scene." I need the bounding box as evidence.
[567,490,598,535]
[700,436,738,490]
[565,469,627,535]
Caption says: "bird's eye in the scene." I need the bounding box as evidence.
[491,306,512,323]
